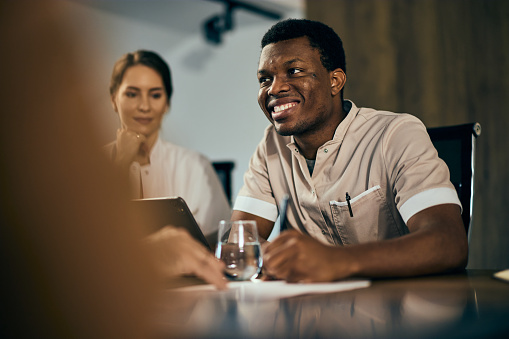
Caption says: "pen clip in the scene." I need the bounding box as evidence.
[346,192,353,217]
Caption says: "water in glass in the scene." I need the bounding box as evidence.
[216,220,262,281]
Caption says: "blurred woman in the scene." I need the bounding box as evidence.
[105,50,231,239]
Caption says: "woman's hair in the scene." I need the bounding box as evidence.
[109,50,173,103]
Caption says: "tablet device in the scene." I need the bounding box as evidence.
[130,197,211,250]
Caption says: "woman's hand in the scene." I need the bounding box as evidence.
[144,226,228,290]
[115,128,149,168]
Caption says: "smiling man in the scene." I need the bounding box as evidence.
[231,19,468,282]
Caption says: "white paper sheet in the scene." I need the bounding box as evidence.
[494,269,509,283]
[175,279,371,301]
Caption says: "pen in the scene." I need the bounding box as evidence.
[279,194,290,232]
[346,192,353,217]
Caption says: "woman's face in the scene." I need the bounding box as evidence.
[112,64,169,138]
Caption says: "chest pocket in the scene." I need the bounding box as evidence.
[329,185,402,245]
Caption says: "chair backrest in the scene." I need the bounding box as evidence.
[212,161,235,205]
[426,122,481,242]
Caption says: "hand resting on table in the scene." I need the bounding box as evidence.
[144,226,227,289]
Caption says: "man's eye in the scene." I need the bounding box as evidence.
[258,77,271,86]
[288,68,303,75]
[125,92,136,98]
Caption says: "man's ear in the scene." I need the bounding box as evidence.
[330,68,346,96]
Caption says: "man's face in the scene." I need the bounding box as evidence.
[257,36,336,137]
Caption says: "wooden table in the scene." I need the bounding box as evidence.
[156,270,509,338]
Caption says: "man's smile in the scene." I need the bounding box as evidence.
[274,102,298,113]
[271,102,298,121]
[267,97,300,121]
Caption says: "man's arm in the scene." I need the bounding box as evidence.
[263,203,468,282]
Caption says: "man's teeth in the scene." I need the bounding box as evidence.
[273,102,297,113]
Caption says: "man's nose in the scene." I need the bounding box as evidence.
[267,76,290,96]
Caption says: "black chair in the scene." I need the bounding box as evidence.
[427,122,481,242]
[212,161,235,205]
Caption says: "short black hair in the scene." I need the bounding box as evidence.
[110,50,173,103]
[261,19,346,75]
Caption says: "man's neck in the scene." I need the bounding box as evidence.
[294,107,346,160]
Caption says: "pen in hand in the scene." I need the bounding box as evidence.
[278,194,290,232]
[259,194,289,281]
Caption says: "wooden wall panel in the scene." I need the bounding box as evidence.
[308,0,509,269]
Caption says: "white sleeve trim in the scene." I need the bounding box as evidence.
[399,187,462,223]
[233,196,278,222]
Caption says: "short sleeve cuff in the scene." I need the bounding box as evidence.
[233,196,278,221]
[399,187,462,223]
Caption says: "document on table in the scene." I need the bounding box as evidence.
[175,279,370,301]
[494,269,509,283]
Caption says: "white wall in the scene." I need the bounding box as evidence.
[65,0,303,203]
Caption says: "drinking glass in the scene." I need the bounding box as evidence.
[215,220,263,281]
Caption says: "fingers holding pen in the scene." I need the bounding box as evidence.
[263,231,301,279]
[262,230,346,283]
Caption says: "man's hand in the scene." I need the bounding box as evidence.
[144,226,228,289]
[263,204,467,282]
[263,230,356,283]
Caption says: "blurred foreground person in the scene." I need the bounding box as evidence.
[0,2,224,339]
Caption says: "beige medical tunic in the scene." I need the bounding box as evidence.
[233,101,461,245]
